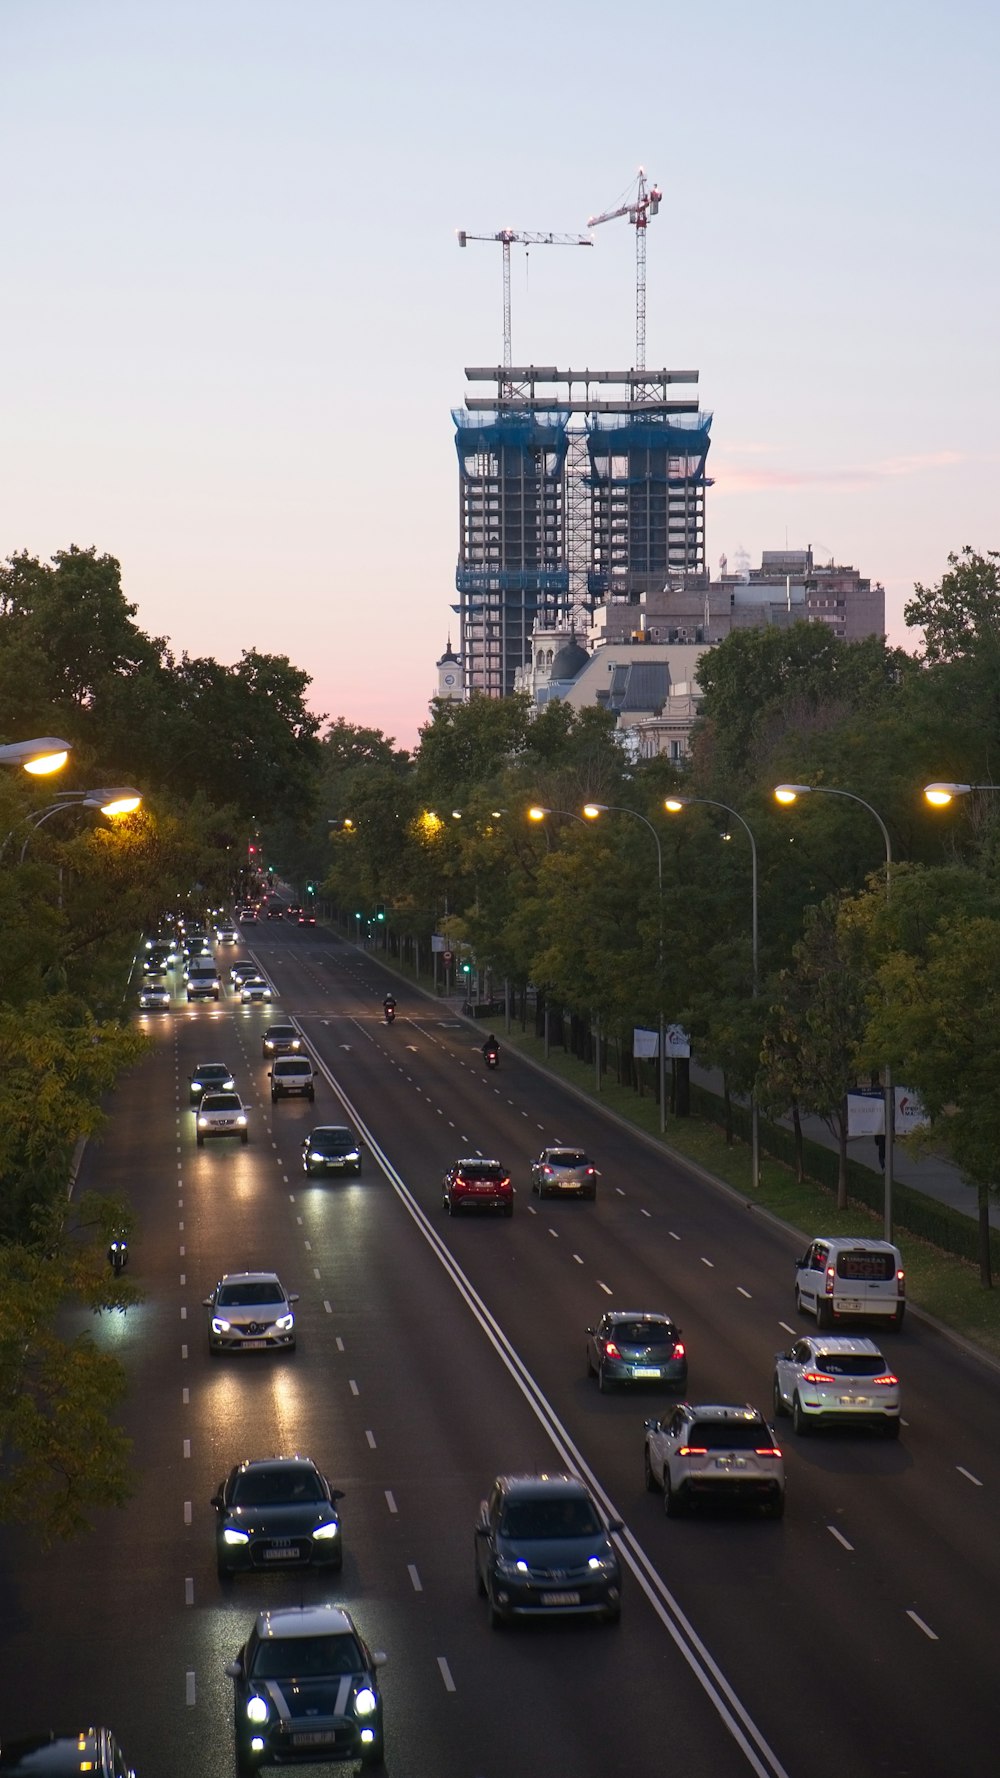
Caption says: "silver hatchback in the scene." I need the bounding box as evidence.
[586,1311,687,1393]
[530,1146,599,1199]
[773,1335,901,1437]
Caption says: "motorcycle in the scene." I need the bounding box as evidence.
[384,1004,396,1025]
[484,1047,499,1071]
[108,1236,129,1277]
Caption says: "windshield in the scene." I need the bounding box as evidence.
[250,1634,362,1681]
[195,1066,230,1082]
[232,1466,323,1506]
[313,1130,356,1152]
[202,1094,242,1111]
[217,1280,285,1306]
[500,1496,601,1539]
[267,1028,296,1040]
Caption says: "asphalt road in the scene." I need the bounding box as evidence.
[0,922,997,1778]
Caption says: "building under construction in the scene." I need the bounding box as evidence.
[453,365,713,698]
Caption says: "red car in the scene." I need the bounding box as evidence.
[443,1157,513,1218]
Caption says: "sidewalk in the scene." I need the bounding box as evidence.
[690,1063,1000,1233]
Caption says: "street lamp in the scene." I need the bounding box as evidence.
[582,802,667,1133]
[665,795,760,1189]
[0,736,72,775]
[923,782,998,806]
[774,781,895,1238]
[3,787,143,863]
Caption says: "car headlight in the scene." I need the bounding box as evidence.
[312,1520,340,1540]
[224,1079,235,1090]
[237,1115,247,1127]
[275,1313,294,1331]
[223,1527,250,1545]
[246,1695,269,1724]
[587,1553,615,1571]
[290,1040,300,1049]
[197,1117,208,1128]
[212,1317,232,1333]
[353,1687,377,1717]
[496,1557,529,1577]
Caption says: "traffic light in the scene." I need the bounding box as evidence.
[375,904,386,922]
[306,883,315,896]
[461,960,472,975]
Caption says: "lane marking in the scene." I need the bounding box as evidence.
[737,1287,752,1299]
[827,1525,854,1552]
[669,1230,680,1241]
[349,1380,359,1396]
[596,1280,613,1296]
[313,1267,321,1279]
[180,1273,186,1286]
[181,1344,188,1360]
[185,1576,194,1606]
[615,1187,625,1197]
[323,1300,333,1314]
[907,1610,939,1641]
[408,1563,422,1592]
[185,1671,196,1707]
[573,1253,585,1265]
[957,1466,983,1486]
[336,1336,345,1351]
[700,1257,715,1268]
[640,1207,651,1218]
[385,1490,397,1514]
[366,1430,376,1449]
[304,1240,312,1251]
[548,1227,559,1239]
[437,1656,456,1693]
[183,1439,191,1459]
[184,1501,192,1526]
[778,1322,797,1337]
[179,1244,185,1257]
[180,1307,187,1321]
[182,1387,189,1405]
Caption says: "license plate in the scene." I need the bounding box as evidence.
[844,1395,869,1406]
[241,1339,269,1348]
[542,1591,579,1605]
[264,1546,298,1560]
[292,1731,337,1747]
[715,1457,747,1469]
[837,1298,863,1311]
[634,1367,661,1378]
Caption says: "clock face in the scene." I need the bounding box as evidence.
[443,673,456,686]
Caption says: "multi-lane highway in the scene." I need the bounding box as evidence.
[1,921,996,1777]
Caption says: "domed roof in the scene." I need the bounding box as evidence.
[550,638,589,680]
[438,634,461,665]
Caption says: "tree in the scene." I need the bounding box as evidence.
[904,547,1000,665]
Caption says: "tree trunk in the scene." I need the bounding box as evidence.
[722,1073,733,1145]
[978,1187,993,1289]
[836,1102,848,1211]
[791,1101,804,1184]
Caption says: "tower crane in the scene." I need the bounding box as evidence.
[587,169,662,372]
[457,226,593,399]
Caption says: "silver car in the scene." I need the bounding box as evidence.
[530,1146,600,1200]
[586,1311,687,1393]
[138,982,171,1010]
[644,1403,785,1518]
[772,1335,901,1437]
[203,1271,299,1354]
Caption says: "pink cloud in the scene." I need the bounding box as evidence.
[712,450,965,493]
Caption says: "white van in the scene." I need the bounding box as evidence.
[794,1237,905,1330]
[269,1057,316,1102]
[186,961,221,1001]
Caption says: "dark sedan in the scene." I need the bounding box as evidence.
[302,1126,362,1176]
[213,1457,344,1580]
[189,1061,236,1102]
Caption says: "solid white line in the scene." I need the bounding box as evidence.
[596,1280,613,1296]
[827,1525,854,1552]
[366,1430,376,1449]
[185,1671,196,1707]
[385,1490,397,1514]
[349,1380,359,1396]
[957,1465,983,1486]
[183,1501,192,1526]
[737,1287,752,1299]
[700,1257,715,1268]
[907,1610,939,1641]
[184,1576,194,1606]
[437,1656,456,1693]
[408,1563,422,1592]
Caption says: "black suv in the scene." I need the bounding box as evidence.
[225,1605,386,1773]
[474,1473,622,1627]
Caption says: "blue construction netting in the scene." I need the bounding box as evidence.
[587,411,713,476]
[455,566,569,595]
[453,409,571,475]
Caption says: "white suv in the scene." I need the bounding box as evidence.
[794,1237,905,1329]
[196,1091,249,1146]
[643,1403,785,1518]
[773,1335,900,1437]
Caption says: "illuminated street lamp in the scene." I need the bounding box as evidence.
[3,787,143,863]
[774,781,895,1237]
[923,782,999,806]
[0,736,72,775]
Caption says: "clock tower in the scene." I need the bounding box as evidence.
[435,636,463,701]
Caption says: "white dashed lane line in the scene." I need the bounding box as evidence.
[827,1526,854,1552]
[737,1287,752,1299]
[640,1207,651,1218]
[385,1490,398,1515]
[336,1337,345,1352]
[700,1257,715,1268]
[408,1564,422,1593]
[957,1466,982,1486]
[185,1672,196,1707]
[573,1253,584,1265]
[437,1657,456,1693]
[349,1380,359,1397]
[907,1610,939,1641]
[778,1322,797,1337]
[596,1280,613,1296]
[185,1577,194,1606]
[548,1228,559,1240]
[366,1431,377,1449]
[183,1501,192,1526]
[669,1230,680,1241]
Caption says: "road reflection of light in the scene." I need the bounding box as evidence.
[202,1351,303,1448]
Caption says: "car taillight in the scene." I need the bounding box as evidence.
[872,1373,898,1386]
[543,1166,553,1176]
[825,1265,836,1295]
[454,1176,466,1188]
[678,1446,707,1457]
[585,1166,596,1176]
[802,1371,836,1383]
[897,1269,905,1296]
[604,1341,622,1360]
[672,1342,686,1359]
[754,1447,782,1458]
[501,1177,510,1189]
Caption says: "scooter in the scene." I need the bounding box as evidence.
[484,1048,499,1071]
[108,1236,129,1277]
[385,1004,396,1025]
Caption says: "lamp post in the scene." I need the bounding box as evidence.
[774,782,894,1237]
[2,787,143,863]
[582,802,667,1133]
[527,806,591,1059]
[665,795,760,1188]
[924,782,998,805]
[0,736,72,775]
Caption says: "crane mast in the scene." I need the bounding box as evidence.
[457,226,593,400]
[588,168,662,372]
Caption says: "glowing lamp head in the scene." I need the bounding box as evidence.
[663,797,686,813]
[924,782,970,807]
[582,803,605,819]
[527,806,549,822]
[24,749,69,776]
[774,784,811,805]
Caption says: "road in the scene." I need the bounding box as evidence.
[0,921,996,1778]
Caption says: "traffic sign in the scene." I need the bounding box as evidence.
[442,950,453,966]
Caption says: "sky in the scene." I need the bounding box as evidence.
[2,0,998,751]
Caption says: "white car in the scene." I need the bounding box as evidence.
[529,1146,600,1200]
[203,1271,298,1353]
[773,1335,900,1437]
[196,1092,249,1146]
[794,1237,905,1329]
[240,976,273,1004]
[215,925,239,944]
[138,982,171,1011]
[643,1403,785,1518]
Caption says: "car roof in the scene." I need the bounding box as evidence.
[311,1125,354,1137]
[811,1236,900,1254]
[455,1156,504,1167]
[805,1336,883,1355]
[256,1604,354,1640]
[201,1091,242,1104]
[496,1473,590,1497]
[194,1061,231,1071]
[266,1023,296,1033]
[680,1403,765,1422]
[543,1146,589,1157]
[236,1455,317,1474]
[606,1309,674,1322]
[218,1271,283,1287]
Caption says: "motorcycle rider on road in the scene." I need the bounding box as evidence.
[483,1032,499,1064]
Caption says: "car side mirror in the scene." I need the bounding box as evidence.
[224,1661,241,1680]
[795,1255,808,1269]
[330,1487,345,1501]
[607,1518,624,1535]
[211,1492,224,1508]
[288,1292,300,1303]
[643,1417,657,1432]
[585,1326,595,1336]
[372,1651,387,1667]
[474,1523,489,1538]
[202,1296,214,1308]
[267,1069,273,1077]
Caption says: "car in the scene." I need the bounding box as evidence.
[443,1157,513,1216]
[216,924,239,944]
[266,906,284,920]
[143,944,173,970]
[586,1311,687,1393]
[231,960,258,985]
[297,912,316,926]
[474,1473,622,1627]
[142,957,168,980]
[189,1061,237,1102]
[241,975,273,1004]
[203,1271,299,1353]
[212,1456,344,1579]
[239,907,258,923]
[270,1058,315,1101]
[197,1091,249,1145]
[263,1024,301,1057]
[225,1604,386,1774]
[302,1126,362,1176]
[184,932,212,958]
[794,1237,906,1329]
[286,905,303,919]
[530,1146,599,1199]
[138,982,171,1010]
[643,1403,785,1518]
[186,963,221,1001]
[0,1728,136,1776]
[772,1335,901,1437]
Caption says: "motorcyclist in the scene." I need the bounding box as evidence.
[107,1234,129,1276]
[383,993,396,1021]
[483,1032,499,1063]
